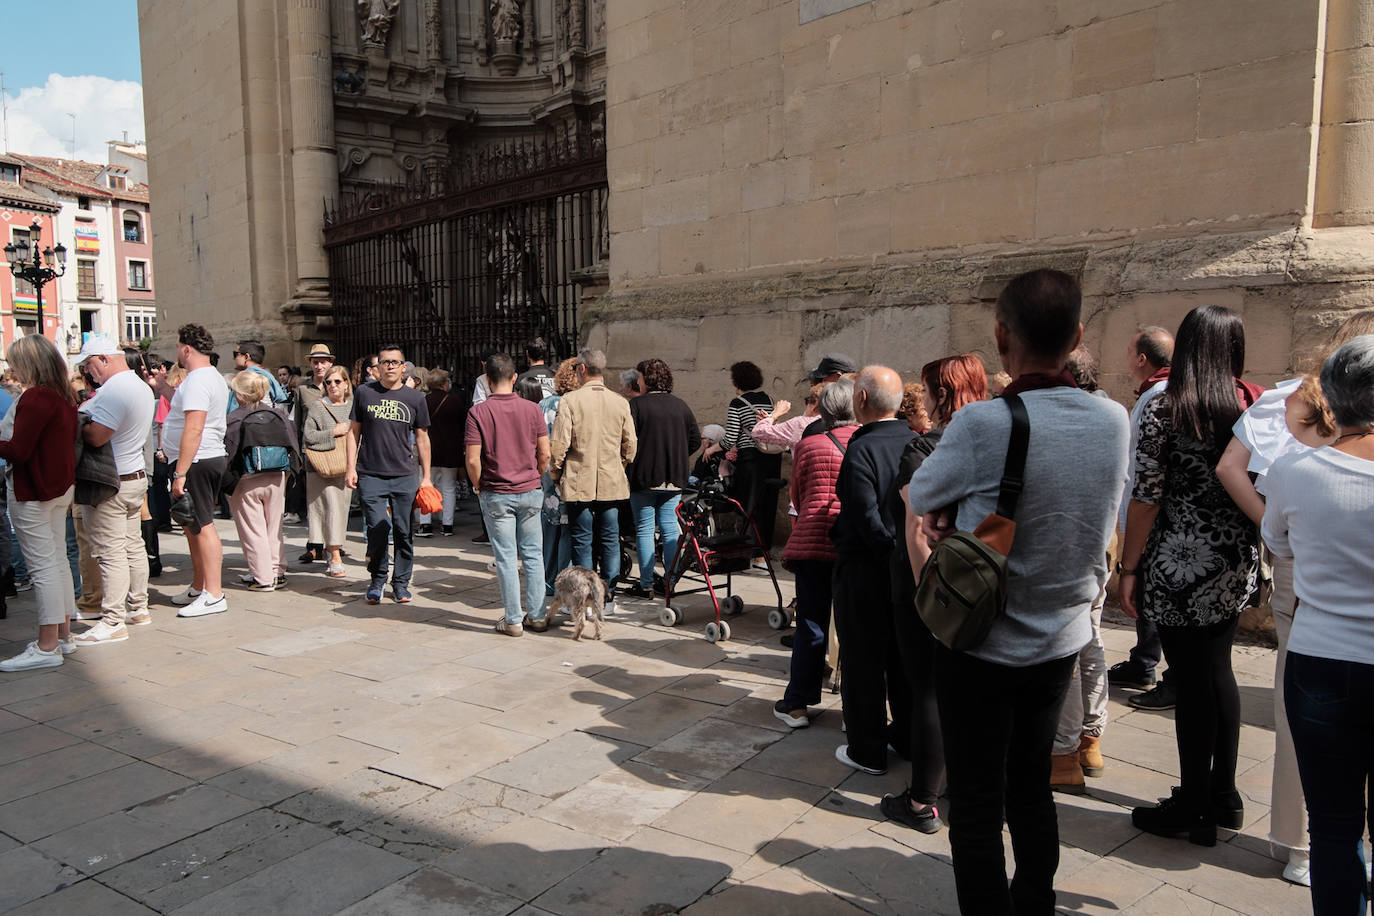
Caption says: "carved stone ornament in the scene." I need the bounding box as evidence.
[357,0,400,48]
[423,0,441,62]
[491,0,521,42]
[570,0,585,49]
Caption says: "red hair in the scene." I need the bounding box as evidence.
[921,354,988,427]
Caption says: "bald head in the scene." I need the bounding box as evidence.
[854,365,903,423]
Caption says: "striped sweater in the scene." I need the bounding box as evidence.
[721,390,773,452]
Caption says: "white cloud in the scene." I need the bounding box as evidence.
[2,74,144,164]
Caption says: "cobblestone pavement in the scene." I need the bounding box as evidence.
[0,509,1312,914]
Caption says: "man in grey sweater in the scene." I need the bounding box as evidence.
[908,269,1129,915]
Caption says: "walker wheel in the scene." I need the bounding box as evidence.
[767,607,789,630]
[659,606,679,627]
[705,621,723,643]
[719,620,731,641]
[724,595,744,616]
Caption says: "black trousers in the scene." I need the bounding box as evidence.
[1157,616,1241,812]
[893,600,945,806]
[832,555,910,770]
[730,449,783,551]
[935,645,1077,916]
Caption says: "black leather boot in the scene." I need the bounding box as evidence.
[142,519,163,578]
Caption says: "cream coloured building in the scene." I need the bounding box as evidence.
[139,0,1373,407]
[591,0,1374,412]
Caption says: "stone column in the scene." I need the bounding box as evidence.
[1313,0,1374,227]
[283,0,338,343]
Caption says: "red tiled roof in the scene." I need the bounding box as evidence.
[0,181,60,213]
[10,154,149,205]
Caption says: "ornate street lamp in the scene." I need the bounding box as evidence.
[3,218,67,335]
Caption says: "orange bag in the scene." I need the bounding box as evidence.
[414,484,444,515]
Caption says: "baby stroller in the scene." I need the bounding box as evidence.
[661,480,784,643]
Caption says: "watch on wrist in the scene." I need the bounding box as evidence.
[1115,561,1137,576]
[173,471,187,480]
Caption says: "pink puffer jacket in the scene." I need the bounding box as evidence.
[782,424,857,562]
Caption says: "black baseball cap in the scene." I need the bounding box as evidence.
[808,354,857,382]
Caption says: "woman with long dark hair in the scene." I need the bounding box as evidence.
[0,335,80,671]
[881,354,986,833]
[1119,304,1264,845]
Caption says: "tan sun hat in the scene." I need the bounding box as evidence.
[307,343,335,360]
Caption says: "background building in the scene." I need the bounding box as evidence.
[0,155,63,347]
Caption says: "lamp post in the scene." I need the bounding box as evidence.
[3,218,67,337]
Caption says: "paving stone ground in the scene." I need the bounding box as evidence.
[0,506,1313,914]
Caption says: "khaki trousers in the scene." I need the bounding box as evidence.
[83,476,151,624]
[230,472,286,586]
[73,510,103,612]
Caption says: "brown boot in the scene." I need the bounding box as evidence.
[1050,751,1085,794]
[1078,734,1105,777]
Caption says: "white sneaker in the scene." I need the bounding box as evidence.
[126,610,152,627]
[1282,850,1311,887]
[169,586,202,607]
[74,621,129,645]
[178,593,227,618]
[74,608,104,621]
[58,636,78,655]
[238,573,256,585]
[0,641,64,672]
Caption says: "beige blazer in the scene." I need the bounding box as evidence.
[549,380,637,502]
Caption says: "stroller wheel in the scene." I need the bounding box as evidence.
[767,607,790,630]
[659,605,680,627]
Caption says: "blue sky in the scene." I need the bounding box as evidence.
[1,1,143,90]
[1,1,144,161]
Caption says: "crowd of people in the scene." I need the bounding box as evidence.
[0,268,1369,915]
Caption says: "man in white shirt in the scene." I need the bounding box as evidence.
[72,337,156,644]
[164,324,231,617]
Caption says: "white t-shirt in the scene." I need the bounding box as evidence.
[81,370,156,475]
[1231,377,1304,496]
[162,366,229,462]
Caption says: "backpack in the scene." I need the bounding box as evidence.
[237,408,300,475]
[914,394,1029,651]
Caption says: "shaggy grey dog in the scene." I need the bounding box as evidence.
[553,566,605,641]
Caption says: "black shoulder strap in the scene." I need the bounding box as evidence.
[825,431,847,454]
[995,393,1030,519]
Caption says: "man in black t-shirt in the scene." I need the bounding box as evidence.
[517,337,556,400]
[346,344,432,605]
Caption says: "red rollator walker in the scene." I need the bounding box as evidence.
[661,481,785,643]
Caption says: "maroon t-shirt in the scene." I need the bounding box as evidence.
[464,393,546,494]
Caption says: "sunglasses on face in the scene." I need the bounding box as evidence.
[325,379,346,386]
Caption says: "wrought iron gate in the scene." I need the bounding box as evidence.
[323,131,608,380]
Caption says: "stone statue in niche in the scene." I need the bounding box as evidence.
[357,0,401,48]
[491,0,522,42]
[423,0,442,61]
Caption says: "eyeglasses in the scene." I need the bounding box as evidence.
[324,379,346,386]
[378,359,403,367]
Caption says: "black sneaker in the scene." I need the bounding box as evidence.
[274,575,287,588]
[415,524,433,539]
[880,790,944,834]
[780,633,794,649]
[1129,681,1177,711]
[441,525,454,536]
[246,580,276,592]
[1108,660,1156,689]
[622,584,653,600]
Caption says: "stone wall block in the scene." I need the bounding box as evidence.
[957,0,1060,55]
[748,199,839,266]
[891,170,1036,250]
[609,187,644,234]
[610,228,661,282]
[741,161,787,213]
[1152,0,1320,81]
[608,140,656,192]
[910,57,992,129]
[607,18,653,67]
[697,312,804,380]
[1156,129,1312,226]
[1198,53,1319,139]
[989,34,1073,113]
[1102,76,1197,154]
[690,0,777,37]
[659,214,749,276]
[1117,231,1298,292]
[1240,288,1300,380]
[1325,0,1374,52]
[602,317,703,369]
[783,76,882,156]
[1320,47,1374,127]
[729,6,793,69]
[835,133,940,197]
[642,176,711,227]
[1070,10,1157,96]
[652,124,725,183]
[710,169,744,219]
[837,193,893,258]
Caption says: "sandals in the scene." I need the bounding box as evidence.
[326,562,346,578]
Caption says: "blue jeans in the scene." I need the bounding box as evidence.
[480,489,545,625]
[567,501,620,587]
[358,473,418,588]
[782,559,834,708]
[1285,650,1374,916]
[628,490,680,589]
[542,523,571,594]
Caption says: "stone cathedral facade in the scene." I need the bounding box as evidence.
[138,0,606,359]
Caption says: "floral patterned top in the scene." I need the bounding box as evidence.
[1133,394,1258,627]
